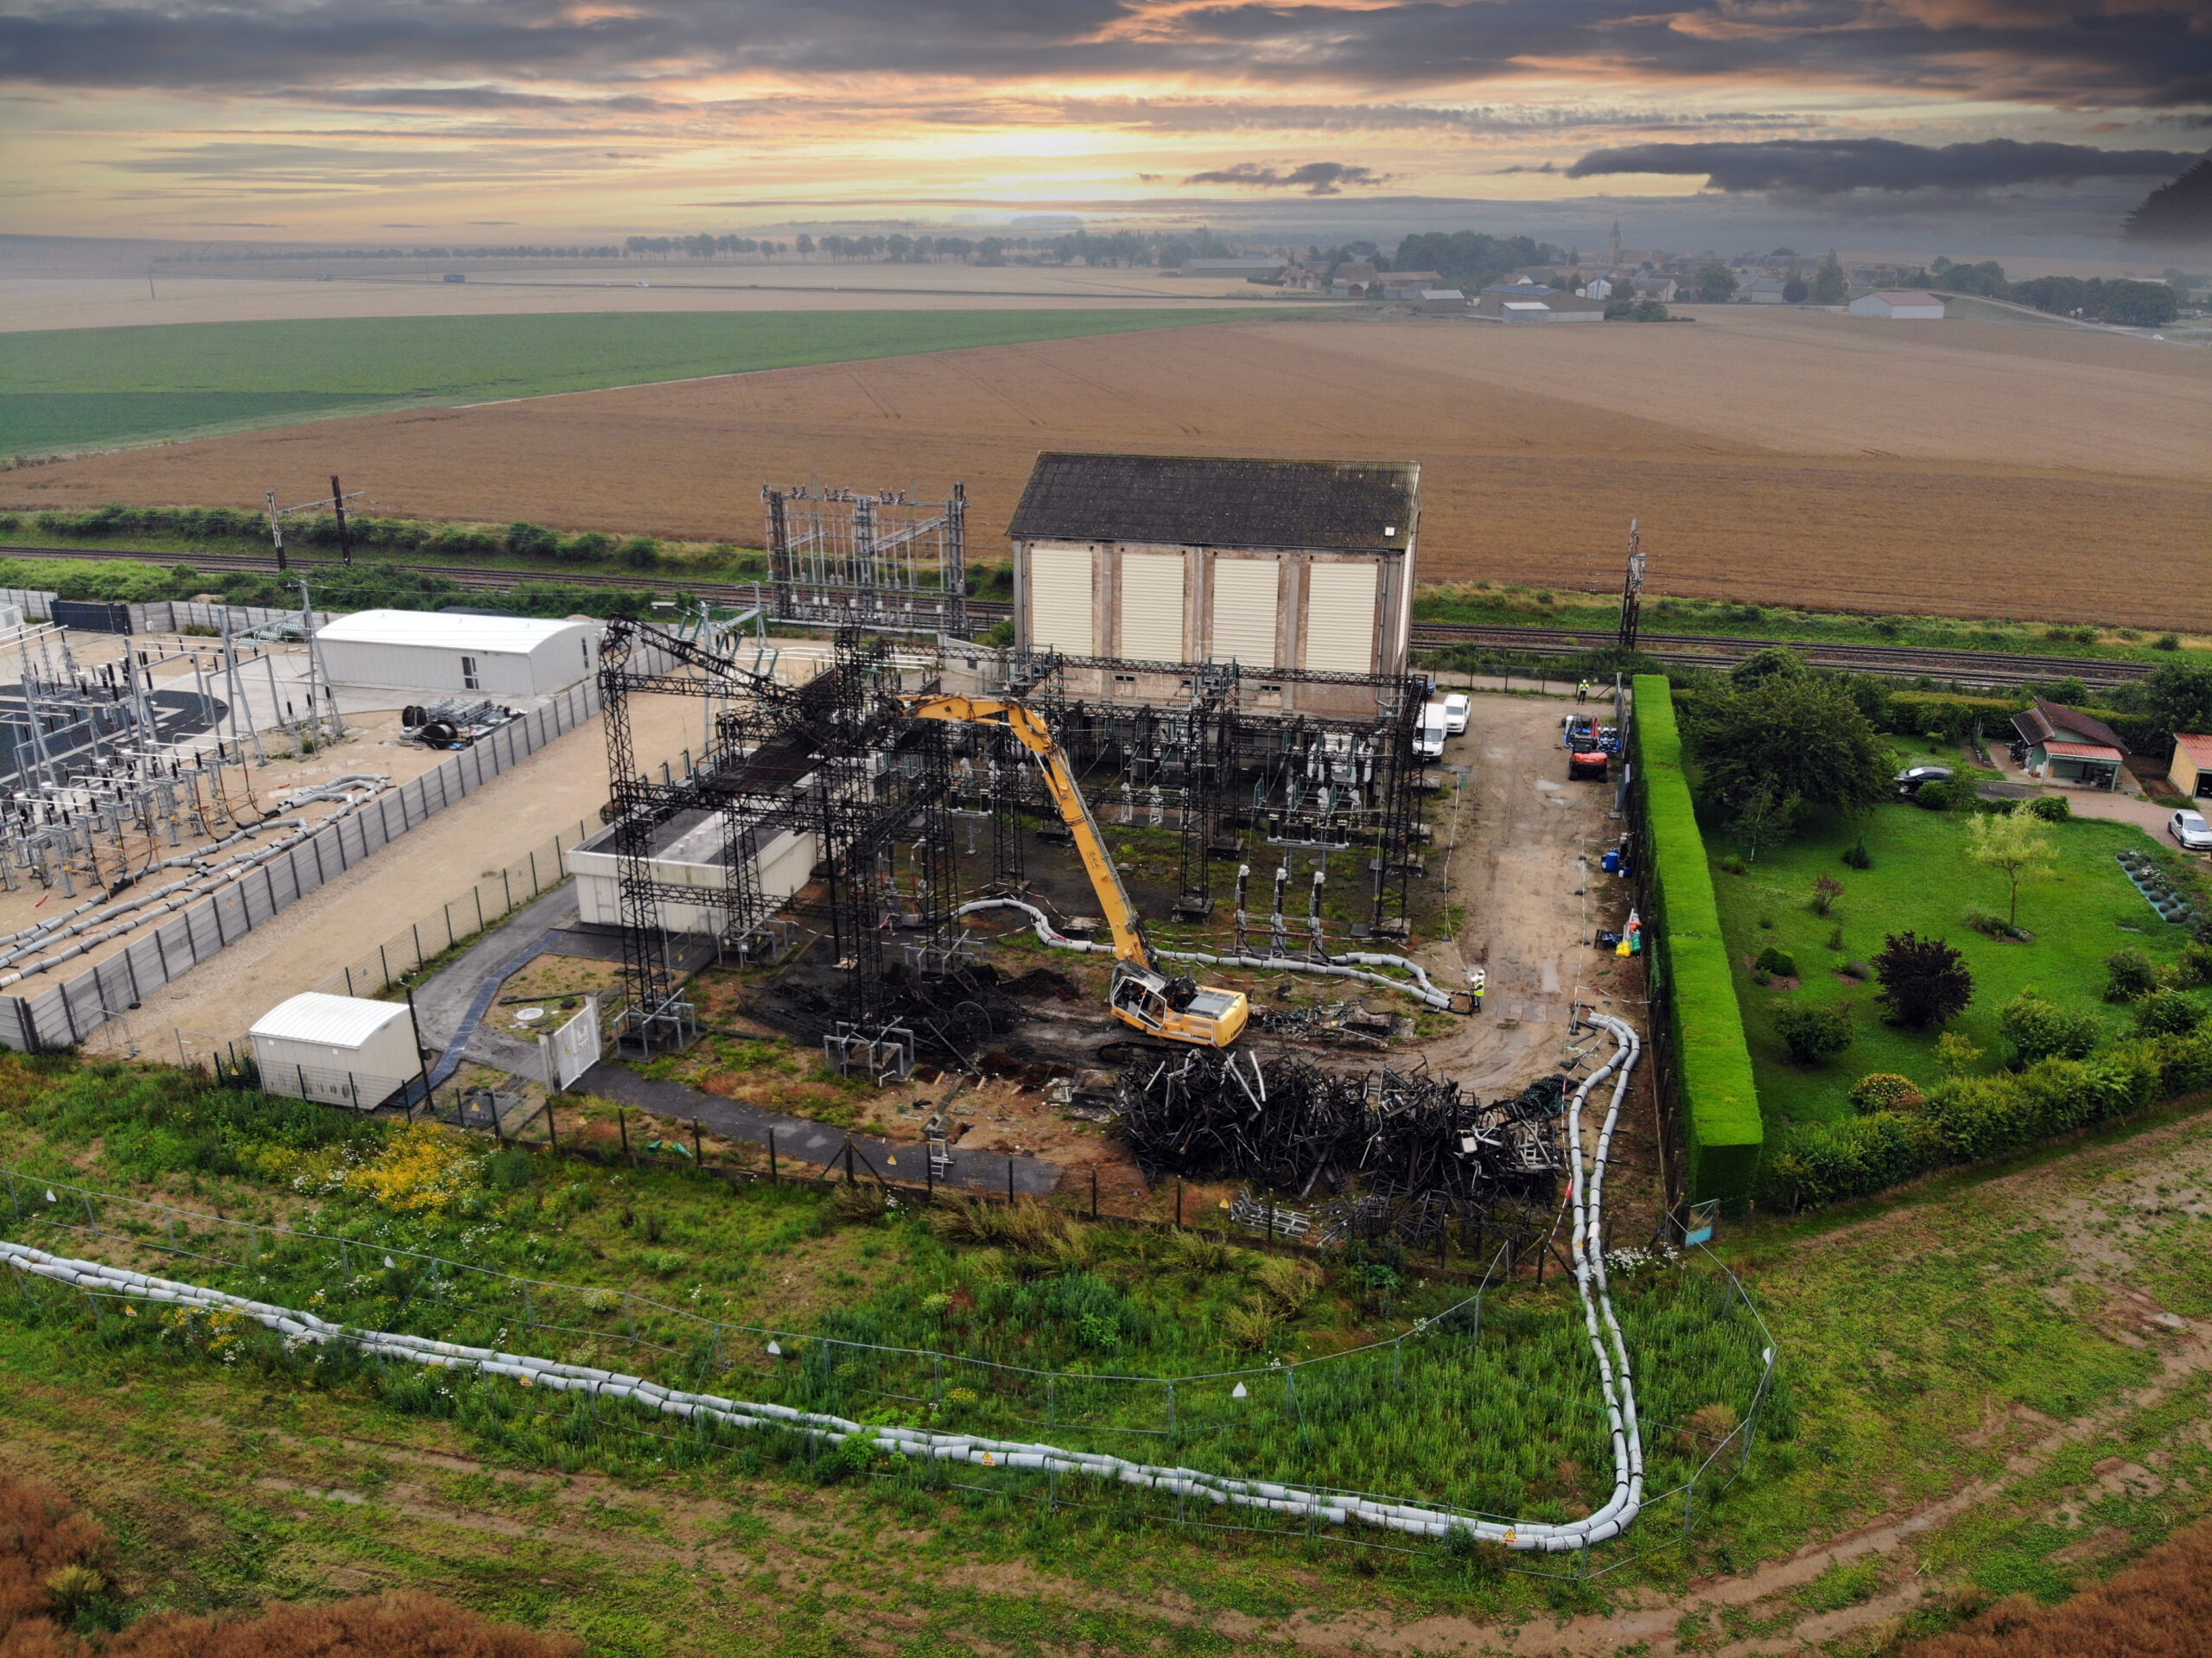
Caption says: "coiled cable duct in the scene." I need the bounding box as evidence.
[0,1016,1649,1551]
[952,898,1457,1011]
[0,784,389,984]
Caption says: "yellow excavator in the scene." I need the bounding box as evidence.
[904,693,1250,1048]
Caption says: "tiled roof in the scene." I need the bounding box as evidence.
[2173,733,2212,767]
[2043,740,2124,759]
[1007,453,1419,553]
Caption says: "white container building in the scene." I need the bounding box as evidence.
[251,992,423,1109]
[315,610,600,697]
[1847,289,1947,320]
[569,809,820,937]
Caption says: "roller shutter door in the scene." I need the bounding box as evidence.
[1304,561,1378,673]
[1209,557,1280,668]
[1119,553,1186,662]
[1027,545,1094,655]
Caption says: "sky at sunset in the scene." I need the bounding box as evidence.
[2,1,2208,249]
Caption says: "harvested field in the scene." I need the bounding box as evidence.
[12,308,2210,631]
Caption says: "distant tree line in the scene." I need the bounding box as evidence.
[1389,232,1568,289]
[156,245,626,263]
[1928,258,2181,327]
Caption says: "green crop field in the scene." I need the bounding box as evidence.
[0,308,1252,457]
[1710,798,2199,1133]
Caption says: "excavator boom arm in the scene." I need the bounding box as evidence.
[903,694,1155,970]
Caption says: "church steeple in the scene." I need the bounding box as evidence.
[1608,219,1622,270]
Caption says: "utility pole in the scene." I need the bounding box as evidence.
[1616,519,1646,654]
[265,490,289,573]
[329,474,353,565]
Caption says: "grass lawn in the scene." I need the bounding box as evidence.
[0,308,1252,455]
[1711,794,2199,1132]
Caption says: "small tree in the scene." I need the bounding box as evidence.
[1812,250,1847,305]
[1812,873,1844,916]
[1936,1031,1985,1076]
[1874,931,1974,1027]
[1967,810,2054,930]
[1733,781,1797,864]
[1694,261,1738,303]
[1773,1001,1853,1065]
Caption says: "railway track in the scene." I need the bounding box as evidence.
[3,544,2148,689]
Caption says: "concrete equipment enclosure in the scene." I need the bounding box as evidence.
[315,611,599,698]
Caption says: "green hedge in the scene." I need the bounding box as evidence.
[1633,676,1763,1201]
[1762,1026,2212,1210]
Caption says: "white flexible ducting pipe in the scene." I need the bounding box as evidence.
[0,783,389,985]
[954,898,1458,1011]
[0,1014,1649,1552]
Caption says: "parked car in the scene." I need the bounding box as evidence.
[1894,765,1954,795]
[1415,701,1449,760]
[2171,810,2212,852]
[1441,692,1471,735]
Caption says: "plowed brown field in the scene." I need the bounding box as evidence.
[13,308,2211,629]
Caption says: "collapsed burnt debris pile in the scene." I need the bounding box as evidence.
[762,961,1027,1062]
[1116,1051,1567,1215]
[1251,1000,1401,1049]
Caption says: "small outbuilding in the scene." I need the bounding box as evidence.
[1849,289,1946,320]
[251,993,423,1109]
[1474,284,1604,322]
[569,808,821,937]
[315,610,599,697]
[2169,733,2212,799]
[2012,697,2129,790]
[1417,288,1468,315]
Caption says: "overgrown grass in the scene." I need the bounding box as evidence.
[1709,804,2199,1131]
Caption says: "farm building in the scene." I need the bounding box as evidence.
[1418,288,1469,315]
[2012,697,2130,789]
[1849,290,1946,320]
[1475,285,1604,322]
[251,993,423,1109]
[315,610,599,697]
[1330,261,1378,296]
[1008,452,1419,698]
[1743,278,1789,304]
[2169,733,2212,798]
[569,809,820,937]
[1181,257,1287,279]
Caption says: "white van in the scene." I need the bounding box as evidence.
[1416,700,1450,759]
[1442,692,1471,734]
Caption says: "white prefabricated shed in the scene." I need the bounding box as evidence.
[315,610,599,697]
[570,809,820,936]
[251,992,422,1109]
[1848,289,1946,320]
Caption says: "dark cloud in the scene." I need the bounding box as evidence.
[1181,161,1387,194]
[0,0,2208,112]
[1566,137,2203,199]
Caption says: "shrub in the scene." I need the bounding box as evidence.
[2155,632,2181,650]
[1848,1072,1923,1112]
[1963,908,2015,939]
[2171,941,2212,988]
[1937,1031,1986,1075]
[1999,987,2100,1064]
[1763,1111,1943,1209]
[619,536,659,568]
[1913,779,1956,810]
[1772,1001,1853,1064]
[1874,931,1974,1027]
[1826,924,1844,951]
[2025,795,2070,823]
[1840,960,1872,981]
[504,521,560,558]
[1754,944,1800,978]
[426,524,500,556]
[2106,946,2159,1001]
[562,530,613,562]
[1840,837,1872,870]
[2135,988,2205,1038]
[1812,873,1844,916]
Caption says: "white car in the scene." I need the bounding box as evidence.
[1442,692,1471,734]
[2171,810,2212,852]
[1415,700,1449,760]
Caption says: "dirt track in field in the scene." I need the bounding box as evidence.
[13,308,2211,631]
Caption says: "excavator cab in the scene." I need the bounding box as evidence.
[1110,960,1250,1047]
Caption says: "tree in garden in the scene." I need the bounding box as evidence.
[1812,873,1844,916]
[1694,261,1738,302]
[1874,931,1974,1027]
[1966,810,2054,930]
[1811,250,1847,305]
[2141,661,2212,735]
[1773,1001,1853,1064]
[1688,668,1894,825]
[1732,780,1798,864]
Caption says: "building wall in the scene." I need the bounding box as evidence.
[1015,538,1412,679]
[2170,743,2212,798]
[571,824,818,936]
[252,1017,418,1108]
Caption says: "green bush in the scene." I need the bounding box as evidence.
[2025,796,2071,823]
[1633,676,1762,1201]
[1913,780,1956,811]
[1999,987,2101,1064]
[1885,691,2022,741]
[1772,1001,1853,1065]
[2172,942,2212,988]
[1754,944,1800,978]
[1848,1072,1923,1112]
[620,536,659,568]
[428,524,501,556]
[1841,837,1872,870]
[563,530,614,562]
[2156,633,2181,651]
[505,521,561,558]
[2134,988,2205,1038]
[1764,1111,1944,1210]
[2106,946,2159,1001]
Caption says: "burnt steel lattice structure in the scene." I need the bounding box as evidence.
[1018,652,1427,936]
[762,483,969,637]
[598,620,963,1052]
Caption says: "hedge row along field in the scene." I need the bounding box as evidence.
[1632,675,1763,1200]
